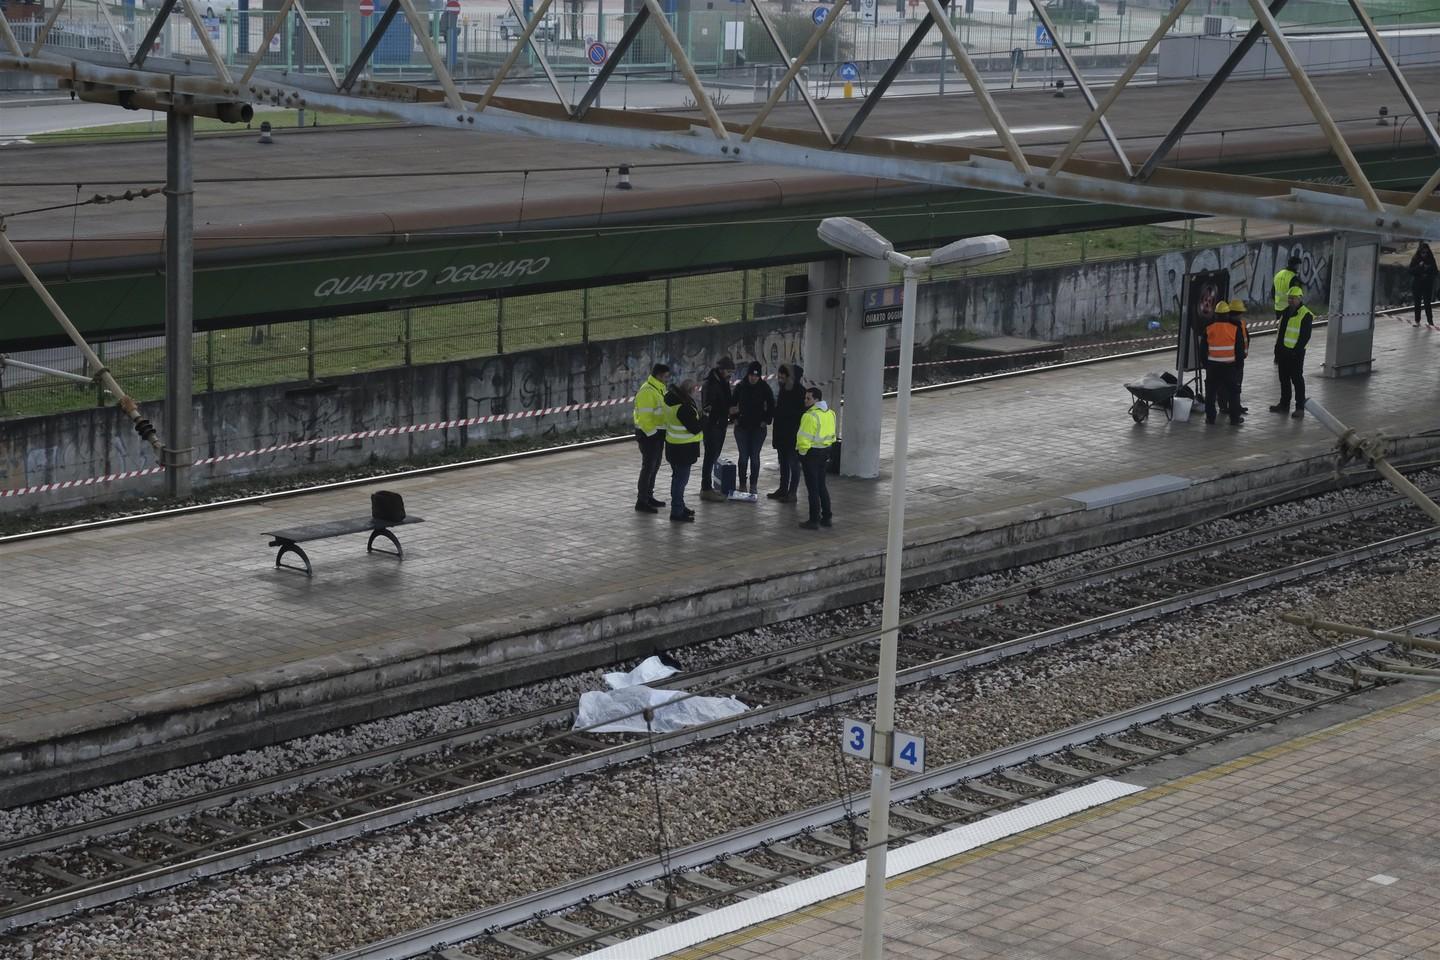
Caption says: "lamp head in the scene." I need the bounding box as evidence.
[817,216,895,261]
[928,234,1011,268]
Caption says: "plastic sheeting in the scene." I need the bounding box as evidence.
[576,656,748,734]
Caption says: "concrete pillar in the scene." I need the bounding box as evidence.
[164,108,195,498]
[804,258,845,408]
[839,256,890,478]
[1323,232,1379,378]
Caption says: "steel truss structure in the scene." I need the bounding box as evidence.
[2,0,1440,236]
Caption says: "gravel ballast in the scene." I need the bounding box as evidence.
[4,546,1437,960]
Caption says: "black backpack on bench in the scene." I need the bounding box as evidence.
[371,490,407,525]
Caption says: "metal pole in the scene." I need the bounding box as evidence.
[1305,399,1440,524]
[165,107,195,498]
[859,257,922,960]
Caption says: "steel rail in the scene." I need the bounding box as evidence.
[324,614,1440,960]
[1,513,1436,932]
[3,483,1429,858]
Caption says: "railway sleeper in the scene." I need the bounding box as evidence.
[1136,725,1192,746]
[924,792,991,815]
[89,846,149,870]
[540,914,624,946]
[1165,715,1226,736]
[996,769,1054,791]
[722,857,779,880]
[632,883,713,914]
[26,860,91,887]
[588,899,670,931]
[1033,757,1092,780]
[1231,696,1281,715]
[962,781,1026,802]
[682,871,758,899]
[489,929,561,956]
[766,842,825,865]
[1199,705,1257,726]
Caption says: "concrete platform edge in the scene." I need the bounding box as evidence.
[2,433,1436,808]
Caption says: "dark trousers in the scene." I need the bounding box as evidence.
[1415,280,1434,325]
[801,449,832,522]
[635,430,664,503]
[1276,351,1305,409]
[700,423,726,490]
[1204,362,1241,424]
[669,461,692,519]
[733,425,766,489]
[776,446,801,495]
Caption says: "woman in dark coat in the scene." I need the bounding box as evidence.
[663,380,703,522]
[1410,241,1437,327]
[732,360,775,493]
[768,363,805,503]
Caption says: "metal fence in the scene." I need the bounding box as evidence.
[0,224,1235,418]
[11,0,1438,95]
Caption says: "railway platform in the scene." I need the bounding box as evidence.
[2,315,1439,804]
[659,682,1440,960]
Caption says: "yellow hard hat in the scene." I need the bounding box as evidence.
[1214,301,1230,314]
[1288,286,1304,297]
[1228,298,1246,312]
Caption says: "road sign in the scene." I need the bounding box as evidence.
[837,61,859,82]
[586,41,608,65]
[862,284,904,328]
[857,0,878,23]
[446,0,460,12]
[359,0,373,15]
[892,731,926,773]
[812,5,829,25]
[1035,23,1054,47]
[841,719,872,760]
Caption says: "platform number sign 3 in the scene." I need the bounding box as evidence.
[842,719,872,759]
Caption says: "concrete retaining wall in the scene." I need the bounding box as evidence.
[911,233,1335,348]
[0,318,804,512]
[1,234,1340,514]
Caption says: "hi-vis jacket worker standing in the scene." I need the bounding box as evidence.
[1271,287,1314,419]
[1203,301,1244,426]
[1273,255,1301,321]
[632,363,671,514]
[795,387,837,530]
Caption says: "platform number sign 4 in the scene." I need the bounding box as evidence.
[893,732,925,773]
[841,719,872,759]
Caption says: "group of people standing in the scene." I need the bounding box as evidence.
[633,357,838,529]
[1201,256,1315,425]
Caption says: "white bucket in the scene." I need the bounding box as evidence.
[1171,397,1193,423]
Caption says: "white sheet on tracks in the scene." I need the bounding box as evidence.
[582,778,1144,960]
[576,656,748,734]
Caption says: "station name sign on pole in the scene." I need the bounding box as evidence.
[861,283,905,327]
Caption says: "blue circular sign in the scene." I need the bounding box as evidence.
[837,61,859,82]
[587,41,608,65]
[812,6,829,24]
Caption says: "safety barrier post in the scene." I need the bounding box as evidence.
[403,308,413,366]
[497,296,506,353]
[307,317,316,380]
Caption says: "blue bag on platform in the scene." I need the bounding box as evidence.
[712,458,737,496]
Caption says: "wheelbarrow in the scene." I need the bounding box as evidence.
[1124,382,1179,423]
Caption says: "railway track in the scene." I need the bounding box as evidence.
[330,614,1440,960]
[0,490,1436,934]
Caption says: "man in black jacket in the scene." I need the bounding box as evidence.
[732,360,775,494]
[699,356,736,502]
[1270,286,1313,419]
[769,363,805,503]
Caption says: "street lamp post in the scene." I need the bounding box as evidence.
[817,217,1009,960]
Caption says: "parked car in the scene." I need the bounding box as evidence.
[497,10,557,41]
[1044,0,1099,21]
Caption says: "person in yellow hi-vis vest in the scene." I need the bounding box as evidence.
[662,379,703,523]
[1273,255,1301,322]
[1271,286,1314,419]
[632,363,671,514]
[795,387,837,530]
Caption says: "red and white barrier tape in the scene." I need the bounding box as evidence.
[0,397,633,498]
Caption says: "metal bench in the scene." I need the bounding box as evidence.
[263,516,424,577]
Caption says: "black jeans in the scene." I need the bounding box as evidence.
[700,423,726,490]
[635,430,665,503]
[776,446,801,495]
[801,449,831,522]
[1276,351,1305,409]
[1204,362,1240,424]
[733,425,766,489]
[1415,279,1434,325]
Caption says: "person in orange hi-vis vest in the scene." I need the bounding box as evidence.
[1203,301,1244,426]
